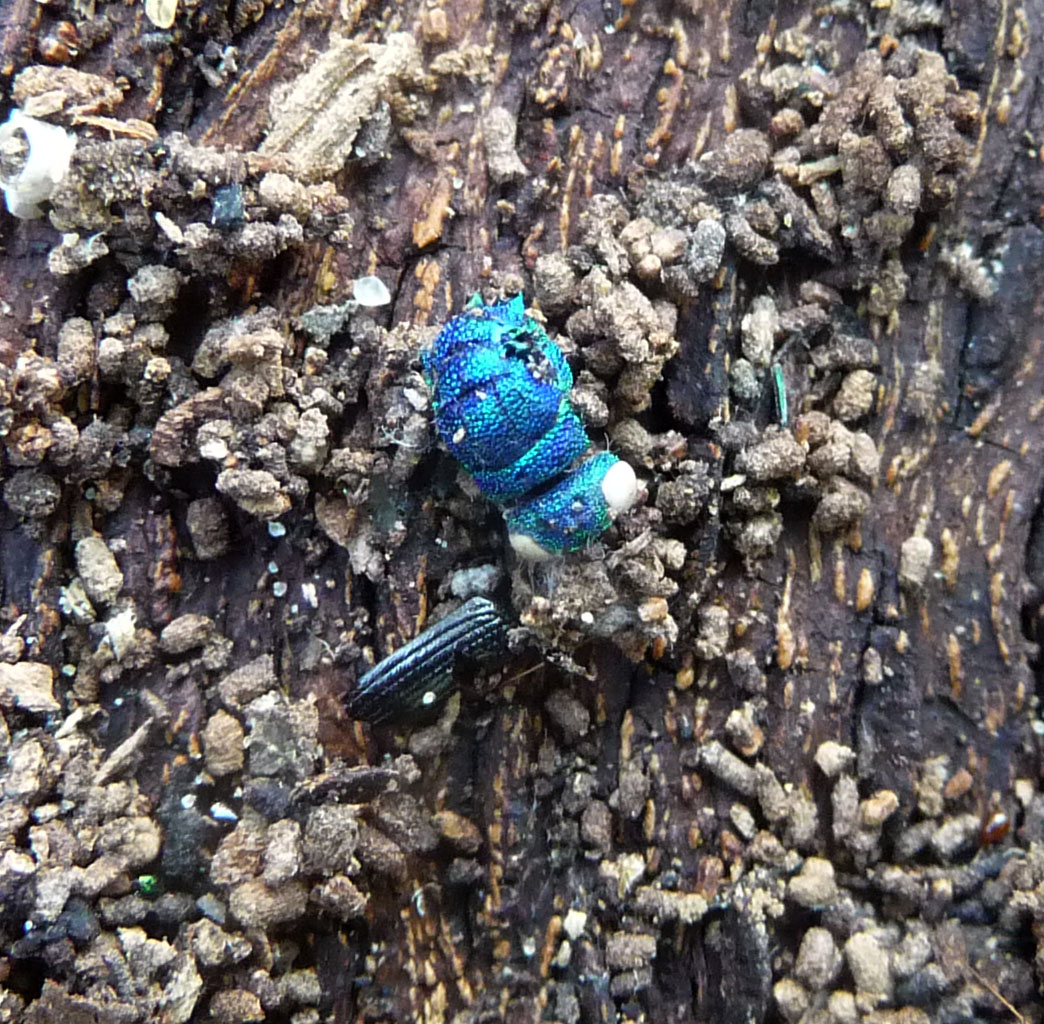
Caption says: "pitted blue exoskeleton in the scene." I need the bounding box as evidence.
[345,293,639,722]
[421,293,637,559]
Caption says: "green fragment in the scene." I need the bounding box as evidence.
[137,874,161,897]
[772,363,787,426]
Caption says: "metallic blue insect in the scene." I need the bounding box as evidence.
[421,293,637,559]
[346,294,640,722]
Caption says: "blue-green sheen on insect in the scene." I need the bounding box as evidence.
[422,294,637,558]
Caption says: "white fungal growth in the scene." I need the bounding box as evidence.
[601,459,638,516]
[352,275,391,307]
[508,532,556,561]
[0,110,76,220]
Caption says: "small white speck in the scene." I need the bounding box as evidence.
[155,210,184,244]
[301,582,319,608]
[198,437,228,460]
[403,387,429,411]
[452,427,467,444]
[0,110,77,219]
[273,581,288,598]
[144,0,178,30]
[268,561,279,574]
[268,521,286,538]
[421,690,437,706]
[181,794,196,809]
[210,802,238,822]
[562,908,587,939]
[353,275,391,307]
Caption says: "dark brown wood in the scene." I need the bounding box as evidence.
[1,1,1043,1022]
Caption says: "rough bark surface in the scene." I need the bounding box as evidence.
[0,1,1043,1023]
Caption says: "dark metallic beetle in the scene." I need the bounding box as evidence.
[345,597,508,723]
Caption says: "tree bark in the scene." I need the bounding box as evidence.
[1,1,1043,1023]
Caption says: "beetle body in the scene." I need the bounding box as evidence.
[422,294,637,558]
[346,597,508,723]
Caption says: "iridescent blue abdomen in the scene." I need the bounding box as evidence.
[422,295,638,558]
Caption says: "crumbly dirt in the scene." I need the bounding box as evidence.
[1,1,1043,1023]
